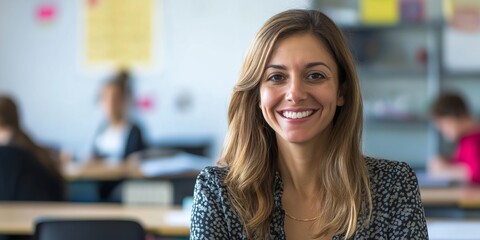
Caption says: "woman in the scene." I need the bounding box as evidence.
[92,70,146,163]
[429,92,480,183]
[190,9,427,239]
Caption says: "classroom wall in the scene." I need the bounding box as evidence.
[0,0,310,159]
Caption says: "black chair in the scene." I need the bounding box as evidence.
[34,219,145,240]
[0,146,64,201]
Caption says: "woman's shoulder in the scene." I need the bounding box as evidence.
[360,159,427,238]
[364,156,418,188]
[364,156,412,172]
[195,166,229,188]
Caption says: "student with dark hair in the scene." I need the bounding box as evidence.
[429,92,480,183]
[91,70,147,202]
[92,69,146,163]
[0,95,65,200]
[0,95,64,183]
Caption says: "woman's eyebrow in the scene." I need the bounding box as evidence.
[265,62,332,71]
[265,64,287,71]
[305,62,332,71]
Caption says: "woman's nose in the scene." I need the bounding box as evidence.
[285,77,307,104]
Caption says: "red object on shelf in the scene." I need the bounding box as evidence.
[416,47,427,66]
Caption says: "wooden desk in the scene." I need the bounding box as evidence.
[63,161,200,205]
[0,202,190,236]
[63,160,201,181]
[62,161,144,181]
[421,186,480,208]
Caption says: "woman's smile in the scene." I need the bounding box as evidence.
[278,109,317,120]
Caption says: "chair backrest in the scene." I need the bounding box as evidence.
[0,146,64,201]
[34,219,145,240]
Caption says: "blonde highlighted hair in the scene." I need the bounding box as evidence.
[219,9,371,239]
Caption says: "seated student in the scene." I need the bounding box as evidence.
[91,70,147,202]
[92,69,147,163]
[0,95,64,188]
[429,92,480,183]
[0,95,64,240]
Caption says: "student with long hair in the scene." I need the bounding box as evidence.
[191,10,427,239]
[0,96,62,179]
[0,95,64,199]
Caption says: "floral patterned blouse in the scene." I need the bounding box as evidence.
[190,157,428,239]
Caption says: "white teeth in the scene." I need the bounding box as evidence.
[282,110,313,119]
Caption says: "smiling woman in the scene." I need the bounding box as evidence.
[191,9,428,240]
[260,33,343,145]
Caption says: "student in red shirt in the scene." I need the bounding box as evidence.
[429,92,480,183]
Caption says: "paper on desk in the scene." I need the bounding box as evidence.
[165,210,191,226]
[428,221,480,239]
[139,152,212,177]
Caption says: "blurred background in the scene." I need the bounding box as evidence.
[2,0,480,238]
[0,0,313,163]
[2,0,480,169]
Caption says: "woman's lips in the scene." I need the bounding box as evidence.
[277,109,318,120]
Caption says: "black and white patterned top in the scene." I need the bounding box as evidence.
[190,157,428,239]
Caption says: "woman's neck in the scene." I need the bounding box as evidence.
[277,137,325,198]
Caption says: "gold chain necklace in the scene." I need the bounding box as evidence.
[284,210,321,222]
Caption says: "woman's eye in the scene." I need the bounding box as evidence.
[267,74,285,82]
[308,73,326,80]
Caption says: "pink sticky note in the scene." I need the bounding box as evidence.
[136,96,155,111]
[36,4,56,23]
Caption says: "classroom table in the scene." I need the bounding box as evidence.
[420,186,480,208]
[62,157,204,181]
[0,202,190,236]
[62,161,143,181]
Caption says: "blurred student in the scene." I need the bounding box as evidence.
[429,92,480,183]
[0,95,64,200]
[92,70,146,163]
[91,70,147,202]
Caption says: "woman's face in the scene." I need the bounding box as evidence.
[259,33,344,144]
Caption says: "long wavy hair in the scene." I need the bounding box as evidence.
[219,9,371,239]
[0,96,63,181]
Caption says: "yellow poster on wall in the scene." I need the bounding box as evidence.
[361,0,399,25]
[86,0,153,66]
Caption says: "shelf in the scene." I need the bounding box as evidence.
[358,65,427,79]
[364,115,429,124]
[339,21,443,31]
[443,71,480,79]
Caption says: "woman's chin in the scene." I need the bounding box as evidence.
[280,133,313,144]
